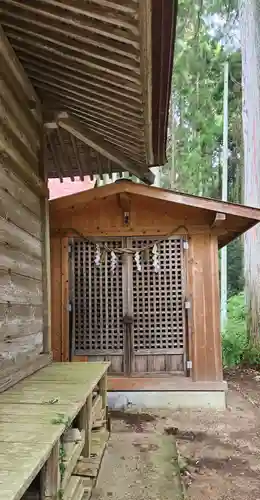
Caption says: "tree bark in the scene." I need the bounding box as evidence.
[240,0,260,338]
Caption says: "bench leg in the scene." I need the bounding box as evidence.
[99,373,107,410]
[79,394,92,458]
[40,441,60,499]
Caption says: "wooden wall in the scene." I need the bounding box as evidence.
[188,232,223,381]
[0,27,51,391]
[50,192,223,382]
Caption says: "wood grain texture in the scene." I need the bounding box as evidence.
[50,236,62,361]
[0,362,109,500]
[0,28,47,389]
[0,304,43,340]
[189,233,222,381]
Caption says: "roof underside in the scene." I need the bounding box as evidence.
[0,0,177,182]
[50,181,260,248]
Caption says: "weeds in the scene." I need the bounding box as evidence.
[222,293,260,368]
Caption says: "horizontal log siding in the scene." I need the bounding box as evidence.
[0,27,45,376]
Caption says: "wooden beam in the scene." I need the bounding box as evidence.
[70,134,84,181]
[0,24,39,112]
[0,0,139,46]
[139,0,153,165]
[211,212,226,228]
[1,9,139,60]
[57,128,74,182]
[58,116,155,184]
[46,129,63,182]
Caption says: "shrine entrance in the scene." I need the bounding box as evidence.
[70,237,187,376]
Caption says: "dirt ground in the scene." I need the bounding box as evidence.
[93,369,260,499]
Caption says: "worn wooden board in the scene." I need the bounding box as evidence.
[0,403,80,424]
[0,186,41,239]
[0,304,43,340]
[0,164,40,216]
[64,476,84,500]
[0,270,43,305]
[0,243,42,281]
[28,361,110,383]
[0,422,64,444]
[0,216,42,259]
[0,353,51,394]
[0,441,54,500]
[0,362,109,500]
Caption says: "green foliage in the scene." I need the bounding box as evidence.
[222,293,260,367]
[222,293,247,367]
[161,0,243,298]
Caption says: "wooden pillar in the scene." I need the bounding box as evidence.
[188,232,223,381]
[61,236,69,362]
[50,235,62,361]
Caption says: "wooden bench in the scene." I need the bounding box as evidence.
[0,361,110,500]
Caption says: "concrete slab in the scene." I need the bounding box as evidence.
[108,390,227,410]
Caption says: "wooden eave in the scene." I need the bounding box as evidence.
[0,0,177,182]
[50,181,260,247]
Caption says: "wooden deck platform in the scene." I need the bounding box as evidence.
[0,362,110,500]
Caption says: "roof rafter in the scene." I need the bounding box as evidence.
[57,115,155,185]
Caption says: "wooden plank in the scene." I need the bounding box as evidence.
[41,441,60,498]
[0,243,42,281]
[0,333,43,371]
[41,194,52,354]
[99,373,108,410]
[50,236,62,361]
[0,186,41,239]
[0,402,80,424]
[0,75,39,152]
[0,216,42,259]
[0,24,39,111]
[58,116,154,184]
[0,423,63,443]
[26,362,110,382]
[74,429,109,478]
[0,441,55,500]
[189,233,222,381]
[0,270,43,305]
[0,362,110,403]
[0,163,41,216]
[50,180,260,222]
[84,395,92,458]
[61,236,69,361]
[62,431,85,489]
[0,99,39,169]
[0,353,51,394]
[63,476,84,500]
[0,303,43,340]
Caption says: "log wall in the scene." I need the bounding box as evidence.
[0,27,50,391]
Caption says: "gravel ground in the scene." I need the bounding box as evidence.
[93,373,260,499]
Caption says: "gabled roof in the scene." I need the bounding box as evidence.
[50,181,260,248]
[0,0,177,182]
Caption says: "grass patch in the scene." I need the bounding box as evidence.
[222,293,260,368]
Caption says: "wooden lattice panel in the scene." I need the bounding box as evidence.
[72,239,124,354]
[131,238,185,352]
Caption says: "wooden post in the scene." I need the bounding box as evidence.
[41,441,60,498]
[41,195,52,354]
[81,395,92,458]
[99,373,108,410]
[61,237,69,361]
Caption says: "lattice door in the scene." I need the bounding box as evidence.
[70,238,125,373]
[130,237,186,374]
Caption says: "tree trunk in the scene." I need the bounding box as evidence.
[240,0,260,339]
